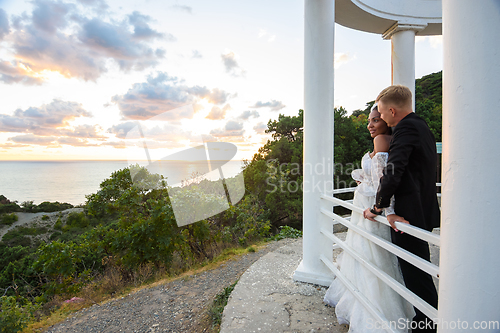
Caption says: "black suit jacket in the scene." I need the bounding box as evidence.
[376,112,440,231]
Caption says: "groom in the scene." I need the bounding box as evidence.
[364,85,440,332]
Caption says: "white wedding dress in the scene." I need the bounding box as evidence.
[324,152,415,332]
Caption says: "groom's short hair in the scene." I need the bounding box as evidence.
[376,85,412,109]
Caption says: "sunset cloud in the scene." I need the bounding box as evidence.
[4,0,168,82]
[206,104,231,120]
[0,100,91,135]
[112,72,232,120]
[250,99,285,111]
[210,120,245,137]
[108,121,194,142]
[238,110,259,120]
[6,134,99,147]
[0,8,10,40]
[8,134,57,145]
[253,122,267,134]
[0,60,44,85]
[334,52,353,69]
[221,51,246,77]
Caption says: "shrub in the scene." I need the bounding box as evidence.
[0,296,40,333]
[20,201,36,212]
[54,218,63,230]
[274,225,302,240]
[33,202,73,213]
[1,228,32,247]
[41,215,49,221]
[0,202,22,214]
[66,212,88,228]
[1,213,18,226]
[49,231,62,241]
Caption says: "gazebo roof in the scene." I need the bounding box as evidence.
[335,0,442,36]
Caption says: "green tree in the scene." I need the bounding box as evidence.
[415,71,442,141]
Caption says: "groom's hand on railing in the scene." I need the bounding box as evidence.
[386,214,410,233]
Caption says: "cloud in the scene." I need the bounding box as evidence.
[5,1,169,82]
[0,142,29,149]
[171,5,192,14]
[192,50,202,59]
[59,124,103,138]
[221,51,246,77]
[416,35,443,48]
[108,121,194,143]
[76,0,109,11]
[257,29,275,42]
[334,52,353,69]
[206,104,231,120]
[0,99,92,135]
[102,140,127,149]
[210,120,245,137]
[57,137,98,146]
[253,122,267,134]
[78,17,167,70]
[238,110,259,120]
[8,134,57,145]
[0,8,10,40]
[112,71,231,120]
[32,0,74,33]
[107,121,137,139]
[0,60,44,85]
[6,133,98,147]
[128,11,169,40]
[250,99,285,111]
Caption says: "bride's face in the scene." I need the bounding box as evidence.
[367,109,389,138]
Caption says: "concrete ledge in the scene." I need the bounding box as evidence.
[220,238,348,333]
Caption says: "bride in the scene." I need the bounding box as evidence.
[324,104,415,332]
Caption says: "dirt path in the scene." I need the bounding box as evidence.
[44,239,294,333]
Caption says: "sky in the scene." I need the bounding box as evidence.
[0,0,443,161]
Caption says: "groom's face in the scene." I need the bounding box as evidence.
[377,100,394,127]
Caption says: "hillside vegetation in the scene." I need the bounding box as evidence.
[0,72,442,332]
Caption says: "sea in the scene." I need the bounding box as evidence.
[0,160,246,206]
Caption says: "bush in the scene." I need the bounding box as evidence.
[274,226,302,240]
[20,201,36,212]
[53,218,63,230]
[33,202,73,213]
[0,296,40,333]
[0,196,22,214]
[41,215,49,221]
[1,228,32,247]
[1,213,18,226]
[66,212,88,228]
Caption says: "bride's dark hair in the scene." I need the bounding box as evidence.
[371,103,392,135]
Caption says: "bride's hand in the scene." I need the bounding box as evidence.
[387,214,410,233]
[363,208,377,222]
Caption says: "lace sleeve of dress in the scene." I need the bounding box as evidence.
[384,196,396,216]
[371,153,396,215]
[371,152,388,191]
[351,169,365,183]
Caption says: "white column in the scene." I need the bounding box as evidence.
[439,1,500,331]
[293,0,334,286]
[383,24,425,110]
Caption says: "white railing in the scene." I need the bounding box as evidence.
[319,186,441,331]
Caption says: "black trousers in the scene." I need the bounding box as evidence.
[391,230,439,333]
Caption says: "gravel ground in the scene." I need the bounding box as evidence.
[44,239,294,333]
